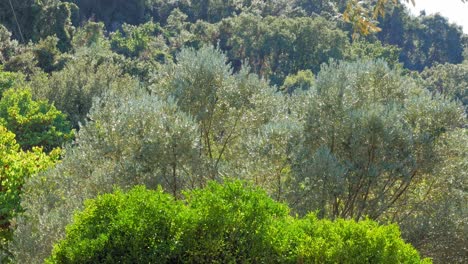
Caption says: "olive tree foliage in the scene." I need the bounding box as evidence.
[398,128,467,263]
[0,25,20,65]
[234,119,302,202]
[151,46,282,180]
[0,26,41,76]
[12,89,202,263]
[226,86,312,202]
[30,48,139,128]
[288,60,465,220]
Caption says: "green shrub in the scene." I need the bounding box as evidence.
[46,181,430,264]
[179,180,289,263]
[45,186,184,264]
[281,70,315,94]
[292,215,429,263]
[110,21,168,60]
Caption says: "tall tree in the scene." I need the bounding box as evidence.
[152,46,280,179]
[288,60,464,220]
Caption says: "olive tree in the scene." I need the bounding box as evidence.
[288,60,464,220]
[398,128,467,263]
[151,46,281,180]
[30,46,138,128]
[420,63,468,112]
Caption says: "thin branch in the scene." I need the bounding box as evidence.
[8,0,24,43]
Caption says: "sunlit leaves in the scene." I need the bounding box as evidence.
[0,88,74,151]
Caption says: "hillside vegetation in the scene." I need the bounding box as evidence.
[0,0,467,263]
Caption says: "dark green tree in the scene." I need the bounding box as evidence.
[420,63,468,112]
[378,4,465,71]
[211,14,348,85]
[0,0,77,51]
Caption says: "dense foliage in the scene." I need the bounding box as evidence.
[0,88,74,151]
[0,0,467,263]
[46,181,430,264]
[420,63,468,112]
[377,3,465,71]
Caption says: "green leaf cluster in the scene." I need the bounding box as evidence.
[110,21,167,59]
[281,69,315,94]
[0,88,74,151]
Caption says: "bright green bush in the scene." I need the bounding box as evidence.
[110,21,169,60]
[45,186,184,264]
[0,88,74,151]
[281,69,315,94]
[292,215,430,263]
[45,181,430,264]
[179,180,289,263]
